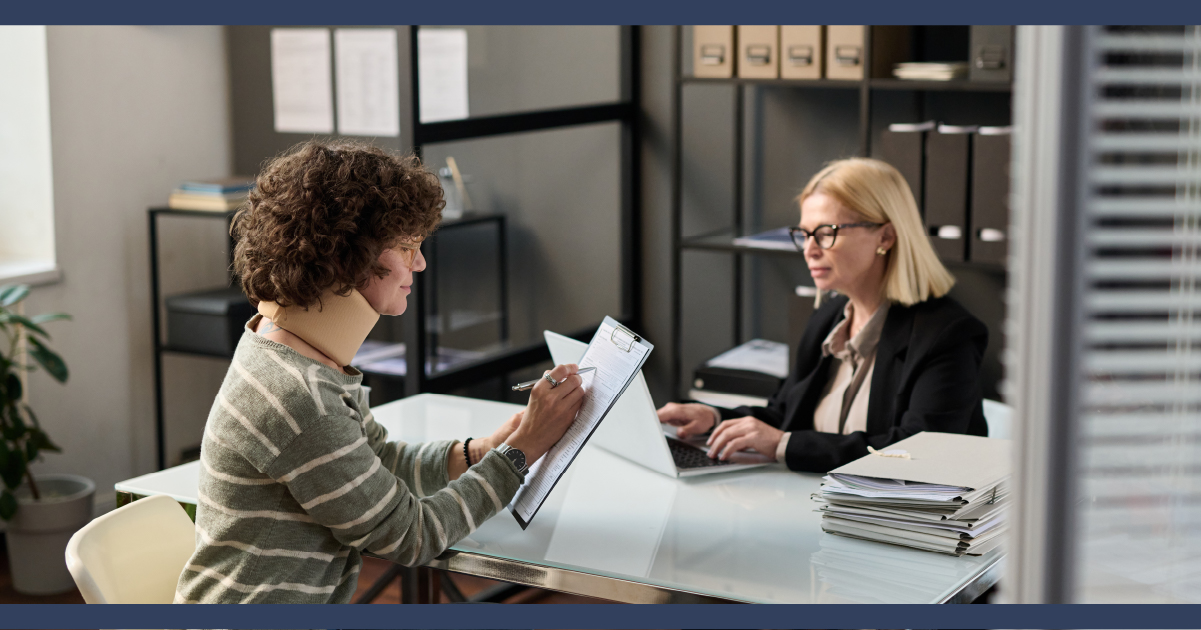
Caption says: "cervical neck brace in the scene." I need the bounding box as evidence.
[256,290,380,367]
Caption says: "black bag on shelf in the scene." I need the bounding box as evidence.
[165,287,255,357]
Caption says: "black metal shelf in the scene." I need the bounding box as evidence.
[681,77,862,89]
[869,78,1013,92]
[682,76,1013,93]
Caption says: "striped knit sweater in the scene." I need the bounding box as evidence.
[175,325,524,603]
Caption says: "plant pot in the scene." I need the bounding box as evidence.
[4,473,95,595]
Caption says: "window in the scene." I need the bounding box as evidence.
[0,25,57,285]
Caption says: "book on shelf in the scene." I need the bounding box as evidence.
[178,177,255,194]
[167,176,255,212]
[167,190,248,212]
[731,227,796,251]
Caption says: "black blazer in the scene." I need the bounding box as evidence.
[720,294,988,473]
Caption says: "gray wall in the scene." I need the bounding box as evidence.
[25,26,231,507]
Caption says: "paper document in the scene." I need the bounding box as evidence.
[271,29,334,134]
[705,338,790,379]
[334,29,401,137]
[511,317,653,529]
[417,29,469,123]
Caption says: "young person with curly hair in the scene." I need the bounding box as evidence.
[175,141,583,603]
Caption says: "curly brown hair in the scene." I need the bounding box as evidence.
[232,141,444,309]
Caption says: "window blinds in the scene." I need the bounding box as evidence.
[1076,25,1201,603]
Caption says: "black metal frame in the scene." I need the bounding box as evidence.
[401,25,642,397]
[148,208,237,471]
[669,25,1014,396]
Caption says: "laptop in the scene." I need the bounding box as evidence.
[545,330,771,478]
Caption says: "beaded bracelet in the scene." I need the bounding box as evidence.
[463,437,474,467]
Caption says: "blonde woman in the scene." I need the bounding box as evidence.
[659,158,988,472]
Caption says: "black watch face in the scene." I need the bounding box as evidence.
[507,449,526,471]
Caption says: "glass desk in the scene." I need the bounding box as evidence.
[115,394,1003,604]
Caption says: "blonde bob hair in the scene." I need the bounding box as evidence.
[799,158,954,306]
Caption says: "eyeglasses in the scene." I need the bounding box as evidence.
[789,222,883,251]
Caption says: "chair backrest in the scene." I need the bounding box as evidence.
[65,494,196,604]
[982,399,1015,440]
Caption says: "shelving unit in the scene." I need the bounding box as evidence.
[669,25,1014,397]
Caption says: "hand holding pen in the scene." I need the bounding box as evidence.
[512,367,595,391]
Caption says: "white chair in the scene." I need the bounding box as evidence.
[982,399,1015,440]
[65,494,196,604]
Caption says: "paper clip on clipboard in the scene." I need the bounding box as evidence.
[509,316,654,529]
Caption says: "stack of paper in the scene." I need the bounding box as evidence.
[813,432,1010,556]
[892,62,970,81]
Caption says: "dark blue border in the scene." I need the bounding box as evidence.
[2,0,1199,25]
[2,603,1201,628]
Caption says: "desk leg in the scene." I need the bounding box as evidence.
[400,566,440,604]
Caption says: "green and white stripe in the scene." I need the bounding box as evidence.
[175,327,524,604]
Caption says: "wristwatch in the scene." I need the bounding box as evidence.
[496,443,529,476]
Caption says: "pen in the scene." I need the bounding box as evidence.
[511,367,595,391]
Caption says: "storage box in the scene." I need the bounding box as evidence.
[165,287,256,356]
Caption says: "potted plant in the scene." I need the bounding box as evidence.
[0,283,93,595]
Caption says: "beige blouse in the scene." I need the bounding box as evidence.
[775,301,891,461]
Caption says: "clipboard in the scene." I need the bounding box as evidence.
[510,316,654,530]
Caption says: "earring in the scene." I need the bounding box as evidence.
[876,247,888,256]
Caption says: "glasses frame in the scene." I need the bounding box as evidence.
[788,222,883,252]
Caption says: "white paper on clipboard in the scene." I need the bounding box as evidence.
[510,316,653,529]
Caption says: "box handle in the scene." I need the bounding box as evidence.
[787,45,814,66]
[834,45,861,66]
[975,45,1006,70]
[746,44,771,65]
[700,44,726,65]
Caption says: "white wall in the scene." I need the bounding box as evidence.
[23,26,232,512]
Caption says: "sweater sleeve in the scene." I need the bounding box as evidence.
[359,404,455,497]
[263,411,524,567]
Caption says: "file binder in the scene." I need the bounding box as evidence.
[780,26,823,79]
[880,121,935,216]
[693,26,735,79]
[737,25,780,79]
[970,126,1012,265]
[969,26,1014,83]
[924,124,977,262]
[825,25,865,80]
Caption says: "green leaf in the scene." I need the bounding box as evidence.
[21,403,41,429]
[30,312,71,325]
[0,458,22,490]
[0,285,29,308]
[24,438,36,463]
[4,373,21,402]
[0,441,7,471]
[1,410,24,440]
[29,427,59,453]
[27,336,67,383]
[0,313,49,339]
[0,490,16,520]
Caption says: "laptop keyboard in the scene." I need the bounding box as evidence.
[667,436,732,469]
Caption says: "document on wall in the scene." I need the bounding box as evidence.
[334,29,400,137]
[510,316,654,529]
[417,28,469,123]
[271,28,334,134]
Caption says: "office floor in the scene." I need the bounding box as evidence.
[0,533,605,605]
